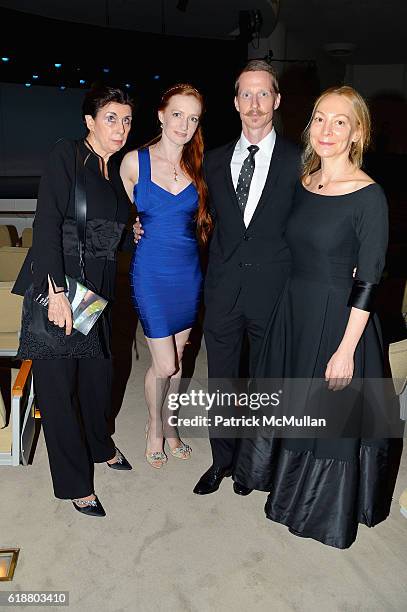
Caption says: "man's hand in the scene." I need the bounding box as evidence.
[48,277,72,335]
[325,349,354,391]
[133,216,144,244]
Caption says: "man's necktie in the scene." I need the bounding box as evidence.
[236,145,259,214]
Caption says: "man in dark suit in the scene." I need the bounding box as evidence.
[193,59,300,496]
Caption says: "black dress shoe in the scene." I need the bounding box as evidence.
[106,447,132,471]
[72,495,106,517]
[233,481,253,496]
[193,465,232,495]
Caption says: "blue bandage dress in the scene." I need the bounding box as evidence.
[130,148,202,338]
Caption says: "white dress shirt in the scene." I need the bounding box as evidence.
[230,129,276,227]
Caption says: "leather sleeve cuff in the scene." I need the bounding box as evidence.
[48,274,67,294]
[347,280,378,311]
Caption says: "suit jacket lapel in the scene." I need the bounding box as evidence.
[223,139,246,227]
[247,134,284,228]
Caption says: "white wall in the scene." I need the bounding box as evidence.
[248,21,287,75]
[345,64,407,99]
[248,24,346,90]
[0,213,34,236]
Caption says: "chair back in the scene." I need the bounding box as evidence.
[21,228,33,248]
[0,246,29,281]
[0,282,23,332]
[0,225,19,247]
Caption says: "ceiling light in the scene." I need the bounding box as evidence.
[323,42,356,58]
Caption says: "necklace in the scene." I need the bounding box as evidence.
[85,138,110,179]
[156,144,180,182]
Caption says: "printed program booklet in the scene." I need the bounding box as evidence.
[34,276,108,336]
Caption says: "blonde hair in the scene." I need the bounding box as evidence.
[302,85,371,182]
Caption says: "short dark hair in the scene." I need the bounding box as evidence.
[82,86,134,122]
[234,59,280,96]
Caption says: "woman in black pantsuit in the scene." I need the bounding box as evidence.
[33,359,115,501]
[15,87,134,516]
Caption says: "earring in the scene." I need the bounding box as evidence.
[160,123,163,129]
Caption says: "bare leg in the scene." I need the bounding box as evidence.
[162,328,192,456]
[144,335,179,467]
[144,329,192,465]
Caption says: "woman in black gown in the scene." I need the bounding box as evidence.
[233,86,401,548]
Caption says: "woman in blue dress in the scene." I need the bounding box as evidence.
[120,84,211,468]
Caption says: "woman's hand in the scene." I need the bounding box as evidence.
[48,280,72,335]
[325,348,354,391]
[133,216,144,244]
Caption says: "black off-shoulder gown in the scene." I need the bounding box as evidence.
[233,182,402,549]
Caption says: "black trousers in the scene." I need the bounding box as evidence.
[32,358,116,499]
[203,285,271,469]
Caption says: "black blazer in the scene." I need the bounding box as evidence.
[13,139,131,300]
[204,134,301,316]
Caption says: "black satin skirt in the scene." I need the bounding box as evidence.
[233,276,403,549]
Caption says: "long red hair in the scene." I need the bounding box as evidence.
[147,83,212,245]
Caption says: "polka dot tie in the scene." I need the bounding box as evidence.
[235,145,259,215]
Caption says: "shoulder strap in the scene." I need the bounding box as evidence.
[137,148,151,182]
[75,141,87,282]
[135,148,151,205]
